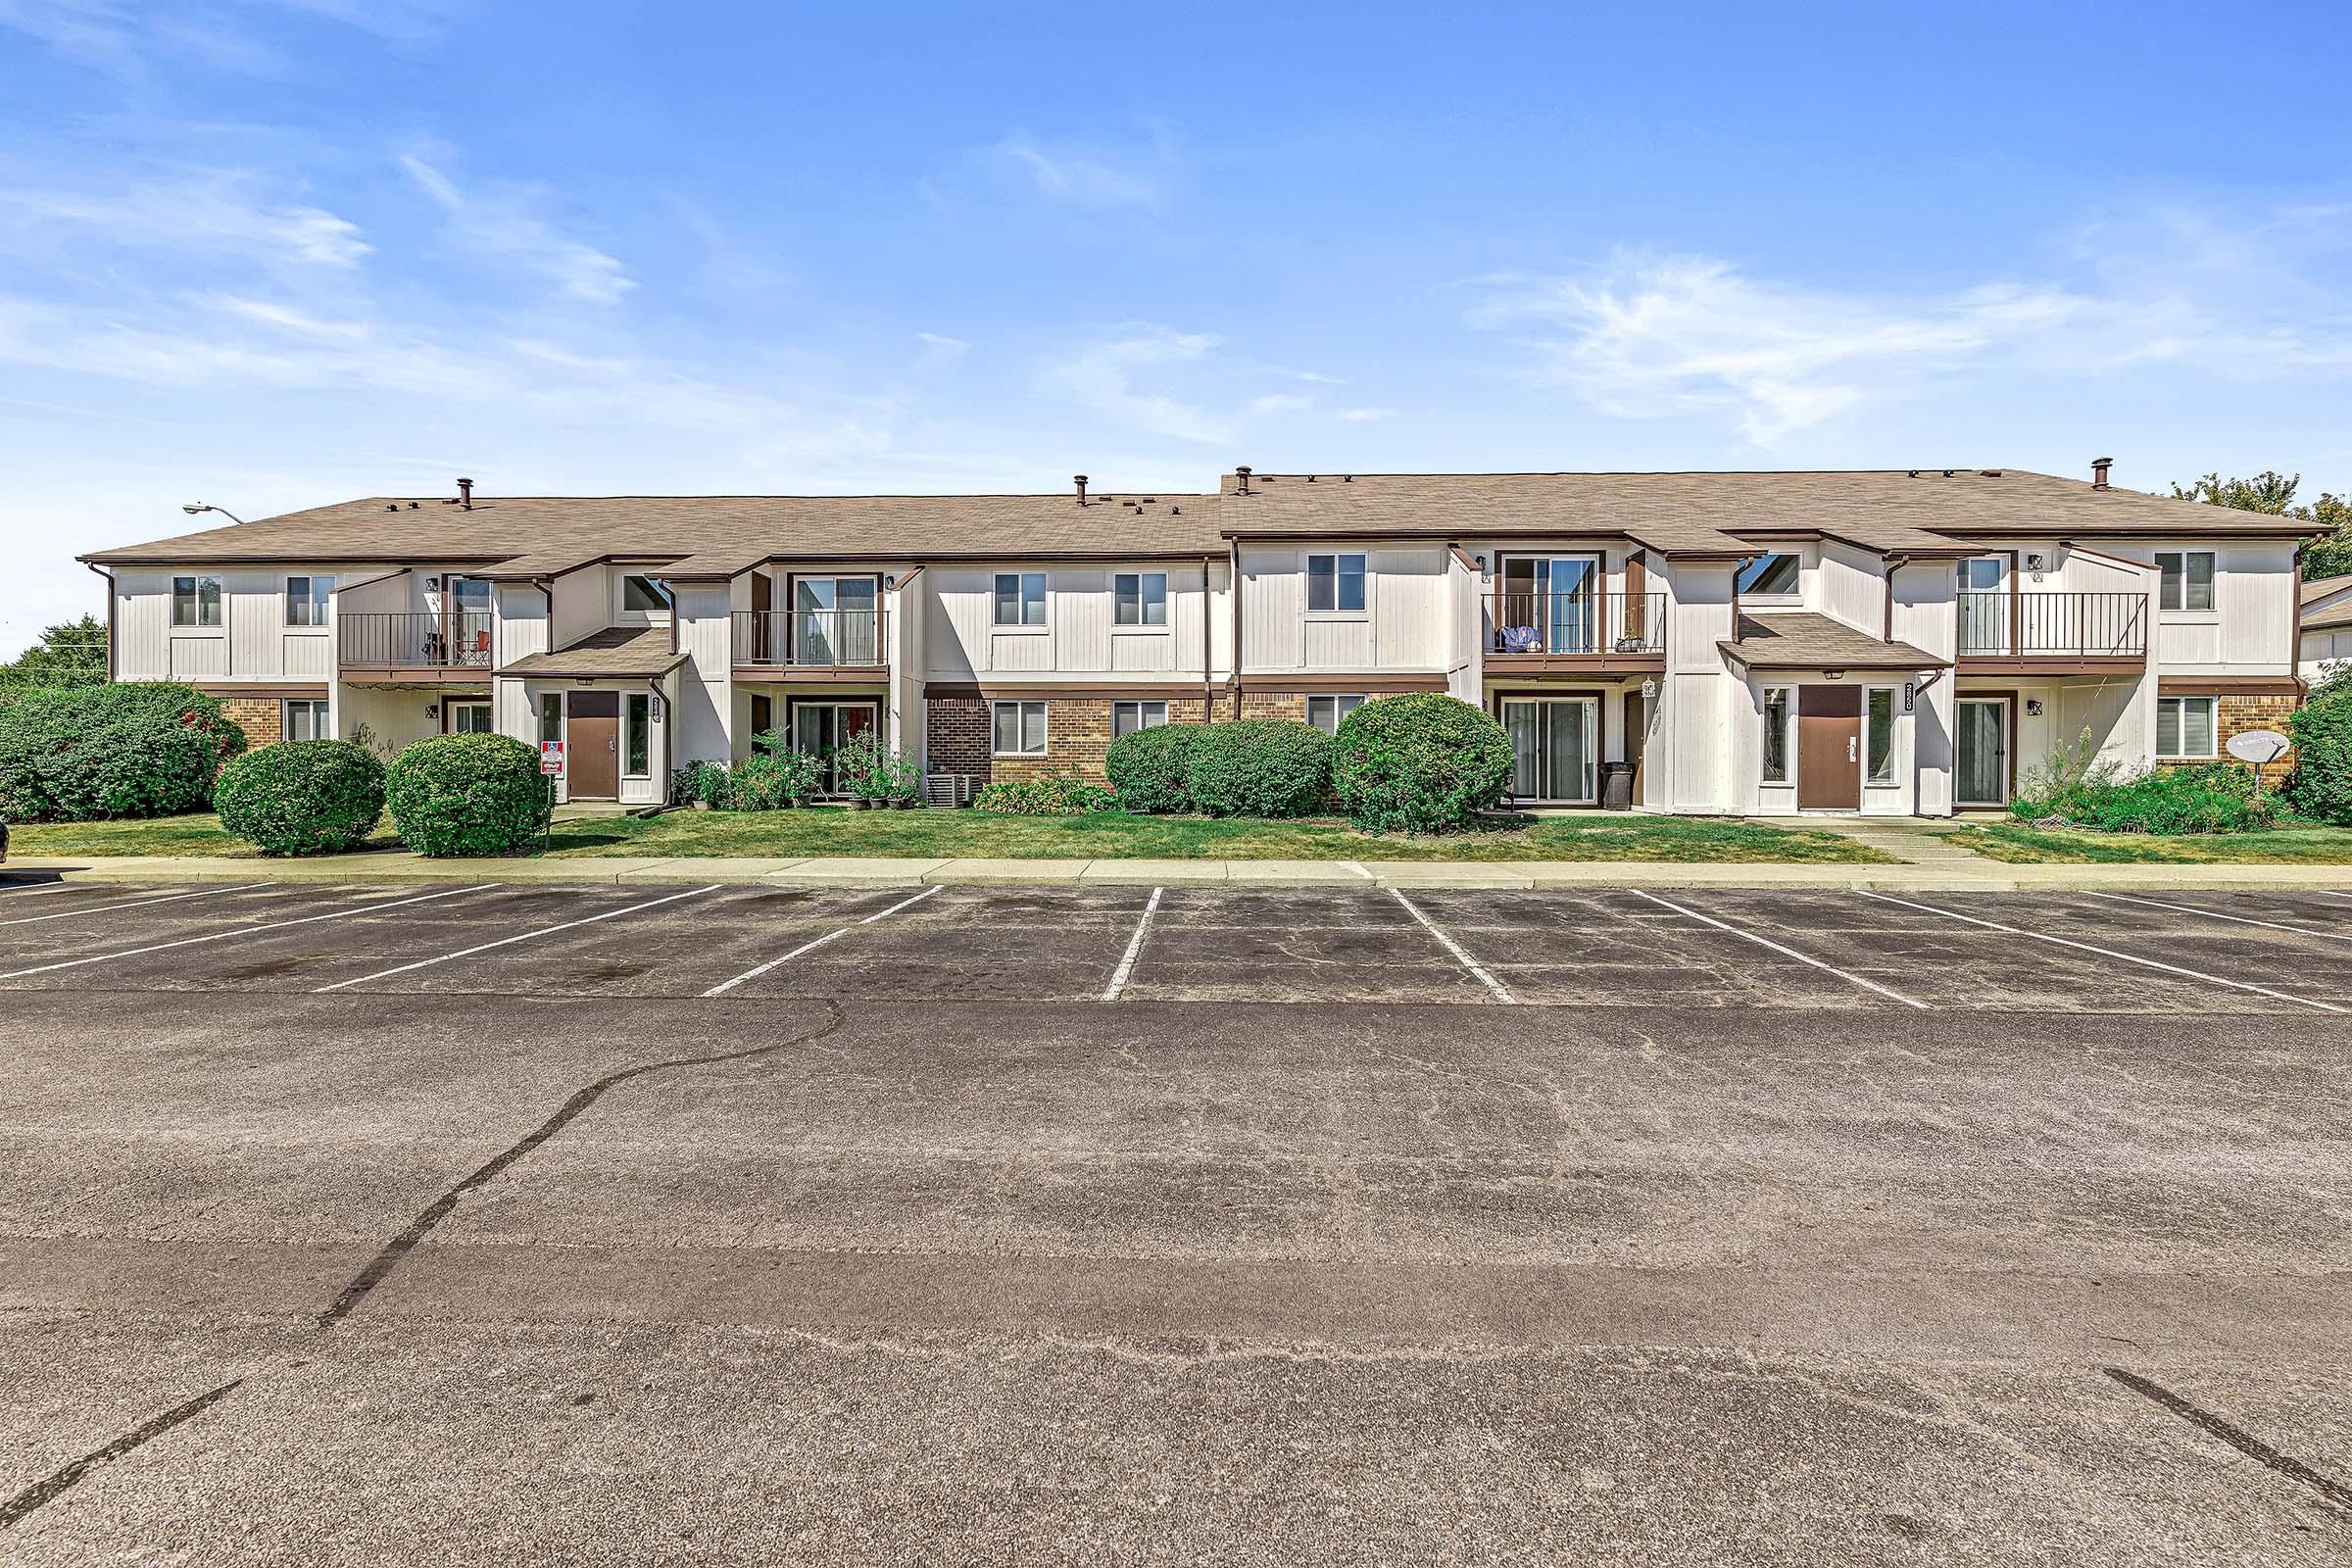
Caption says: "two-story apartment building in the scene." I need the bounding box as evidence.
[80,463,2313,814]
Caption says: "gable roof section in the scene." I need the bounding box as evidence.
[500,625,687,679]
[1717,612,1947,671]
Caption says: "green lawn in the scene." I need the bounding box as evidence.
[1941,822,2352,864]
[11,808,1889,863]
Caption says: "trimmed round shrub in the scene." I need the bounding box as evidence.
[0,681,246,822]
[385,734,551,857]
[1184,719,1332,818]
[1104,723,1204,813]
[1330,693,1513,834]
[213,740,386,856]
[2286,670,2352,824]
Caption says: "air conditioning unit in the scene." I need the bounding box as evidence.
[922,772,975,808]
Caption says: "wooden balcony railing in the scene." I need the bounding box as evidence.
[732,608,887,667]
[338,612,494,668]
[1958,592,2147,659]
[1485,591,1666,658]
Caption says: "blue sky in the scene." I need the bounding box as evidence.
[3,0,2348,654]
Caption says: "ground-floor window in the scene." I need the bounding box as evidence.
[993,700,1048,756]
[1111,699,1167,739]
[624,693,652,777]
[447,700,493,735]
[283,699,330,742]
[1498,696,1598,803]
[1760,687,1791,783]
[1865,687,1896,786]
[1305,694,1366,735]
[2158,695,2217,759]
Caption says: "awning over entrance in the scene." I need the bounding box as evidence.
[1719,612,1946,674]
[501,626,686,680]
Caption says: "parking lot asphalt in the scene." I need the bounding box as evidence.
[3,879,2351,1563]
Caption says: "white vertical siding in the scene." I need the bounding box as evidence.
[1817,543,1883,633]
[673,585,732,763]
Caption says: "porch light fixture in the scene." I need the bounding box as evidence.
[1640,676,1657,701]
[1824,669,1845,680]
[424,704,438,720]
[2027,699,2044,716]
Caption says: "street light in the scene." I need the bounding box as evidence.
[181,503,248,524]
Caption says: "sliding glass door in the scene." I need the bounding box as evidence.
[1499,697,1599,803]
[1496,556,1602,655]
[1955,698,2009,807]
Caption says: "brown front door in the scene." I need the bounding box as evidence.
[568,691,620,799]
[1795,684,1862,809]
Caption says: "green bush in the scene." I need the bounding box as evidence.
[2021,755,2273,834]
[385,734,551,856]
[1104,724,1203,813]
[2286,670,2352,823]
[1329,693,1513,833]
[1184,718,1332,817]
[213,740,386,856]
[724,749,821,810]
[975,775,1118,815]
[0,681,246,822]
[672,759,730,807]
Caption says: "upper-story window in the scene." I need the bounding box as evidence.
[285,574,334,628]
[172,574,222,628]
[622,574,671,612]
[1114,571,1168,626]
[1737,554,1801,597]
[1307,553,1366,613]
[2156,551,2215,612]
[994,572,1047,627]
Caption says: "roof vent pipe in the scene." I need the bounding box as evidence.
[1073,474,1088,506]
[2091,457,2113,491]
[1235,466,1251,495]
[458,476,474,510]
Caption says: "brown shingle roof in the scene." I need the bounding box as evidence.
[1718,612,1947,671]
[500,625,686,678]
[2302,572,2352,606]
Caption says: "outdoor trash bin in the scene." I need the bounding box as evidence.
[1600,761,1636,810]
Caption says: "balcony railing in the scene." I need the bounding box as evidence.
[338,612,494,668]
[733,608,887,667]
[1958,592,2147,659]
[1486,591,1666,658]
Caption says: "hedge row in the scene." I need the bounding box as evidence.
[0,682,246,822]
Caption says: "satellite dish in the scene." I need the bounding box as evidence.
[2226,728,2290,765]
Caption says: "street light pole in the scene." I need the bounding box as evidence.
[181,503,248,525]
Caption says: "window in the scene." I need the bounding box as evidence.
[1737,554,1801,597]
[1866,689,1895,786]
[172,574,222,628]
[1307,554,1367,613]
[1114,571,1168,626]
[2158,695,2217,759]
[992,699,1048,755]
[748,694,773,742]
[449,701,494,735]
[1111,700,1167,739]
[1761,686,1791,783]
[282,699,330,743]
[1305,694,1366,735]
[284,575,334,628]
[2157,551,2215,612]
[622,574,670,613]
[994,571,1047,626]
[624,693,652,776]
[538,693,564,747]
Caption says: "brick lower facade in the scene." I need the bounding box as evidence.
[217,695,284,748]
[925,695,1212,785]
[2157,692,2299,785]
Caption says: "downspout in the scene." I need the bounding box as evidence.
[83,563,115,682]
[1883,554,1910,643]
[1200,554,1215,721]
[1226,539,1243,722]
[1731,556,1756,641]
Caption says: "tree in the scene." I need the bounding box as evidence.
[0,614,107,693]
[2170,471,2352,581]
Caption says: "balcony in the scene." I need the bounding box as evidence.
[732,608,888,674]
[338,612,495,683]
[1485,591,1666,671]
[1957,592,2147,673]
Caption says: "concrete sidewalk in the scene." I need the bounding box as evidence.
[4,850,2347,894]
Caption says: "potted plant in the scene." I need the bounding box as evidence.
[835,730,887,809]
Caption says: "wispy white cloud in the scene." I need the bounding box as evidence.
[1339,407,1394,422]
[1471,225,2352,447]
[401,151,634,305]
[0,169,370,269]
[992,135,1165,209]
[0,0,449,79]
[915,330,969,364]
[1047,327,1230,443]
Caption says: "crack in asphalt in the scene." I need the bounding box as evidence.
[2105,1367,2352,1515]
[0,999,848,1533]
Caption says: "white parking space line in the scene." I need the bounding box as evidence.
[0,885,497,982]
[1341,859,1375,881]
[315,884,722,994]
[1388,888,1516,1004]
[1101,886,1163,1002]
[701,884,942,999]
[1859,891,2345,1013]
[0,883,270,927]
[2079,891,2352,944]
[1632,890,1929,1009]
